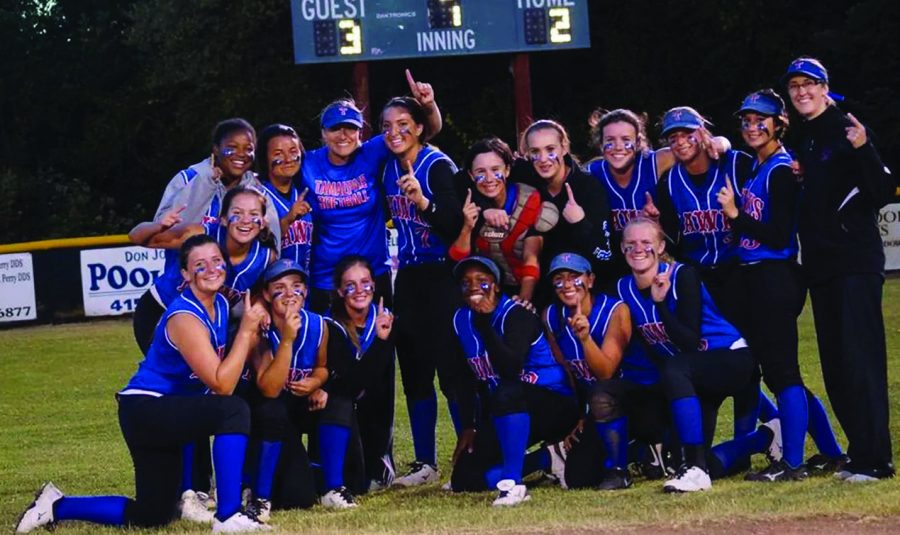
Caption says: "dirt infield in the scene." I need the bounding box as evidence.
[545,515,900,534]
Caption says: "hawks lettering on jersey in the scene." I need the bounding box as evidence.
[738,188,765,250]
[680,207,732,236]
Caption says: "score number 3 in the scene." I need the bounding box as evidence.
[339,19,362,55]
[548,8,572,43]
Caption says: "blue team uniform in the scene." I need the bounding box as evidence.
[666,150,747,266]
[298,136,391,290]
[736,151,798,263]
[587,151,658,235]
[544,294,624,385]
[150,224,271,308]
[382,146,457,267]
[261,181,314,271]
[265,310,325,389]
[453,296,571,395]
[617,262,746,357]
[122,287,229,396]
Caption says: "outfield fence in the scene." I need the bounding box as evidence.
[3,202,900,327]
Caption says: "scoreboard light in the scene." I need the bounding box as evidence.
[291,1,590,64]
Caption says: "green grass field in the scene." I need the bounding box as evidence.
[2,280,899,534]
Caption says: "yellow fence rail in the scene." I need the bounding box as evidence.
[0,235,130,254]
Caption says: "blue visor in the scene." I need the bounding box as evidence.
[264,258,308,284]
[548,252,592,276]
[321,103,363,129]
[660,107,705,137]
[735,91,783,117]
[781,57,829,85]
[453,256,501,283]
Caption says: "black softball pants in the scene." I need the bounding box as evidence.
[116,394,249,527]
[809,273,892,469]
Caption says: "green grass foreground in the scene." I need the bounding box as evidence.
[2,280,900,534]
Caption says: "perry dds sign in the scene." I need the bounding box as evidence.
[0,253,37,322]
[880,202,900,271]
[80,246,166,317]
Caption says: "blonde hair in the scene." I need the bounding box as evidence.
[519,119,571,156]
[622,217,675,264]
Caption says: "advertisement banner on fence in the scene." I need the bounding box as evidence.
[882,203,900,271]
[0,253,37,322]
[80,246,166,317]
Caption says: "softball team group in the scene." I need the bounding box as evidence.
[16,57,896,533]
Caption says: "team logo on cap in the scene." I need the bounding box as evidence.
[748,94,760,103]
[561,254,571,262]
[338,106,348,116]
[670,110,683,120]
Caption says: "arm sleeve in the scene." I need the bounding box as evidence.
[420,159,463,242]
[472,306,538,379]
[655,177,681,250]
[730,166,799,250]
[654,266,702,352]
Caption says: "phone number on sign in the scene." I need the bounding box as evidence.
[0,306,32,318]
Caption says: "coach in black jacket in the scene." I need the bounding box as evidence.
[784,57,896,481]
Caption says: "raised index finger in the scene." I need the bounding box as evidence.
[565,182,576,202]
[465,188,472,204]
[378,296,384,315]
[847,113,863,128]
[298,187,309,202]
[405,69,418,94]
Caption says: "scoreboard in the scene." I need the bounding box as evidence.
[291,0,590,64]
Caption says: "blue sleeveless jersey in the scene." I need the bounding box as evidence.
[122,287,229,396]
[736,150,799,263]
[150,224,270,307]
[265,309,325,390]
[617,263,746,357]
[261,181,313,271]
[666,150,747,266]
[587,151,658,236]
[544,295,623,386]
[611,281,660,385]
[299,135,391,290]
[453,296,571,395]
[382,146,457,267]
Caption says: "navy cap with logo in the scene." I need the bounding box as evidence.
[735,91,785,117]
[548,252,592,277]
[660,107,707,137]
[781,57,829,85]
[453,256,501,283]
[321,103,364,130]
[264,258,308,284]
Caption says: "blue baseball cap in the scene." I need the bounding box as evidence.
[321,103,363,130]
[781,57,829,85]
[660,107,707,137]
[735,91,785,117]
[453,256,501,283]
[264,258,308,284]
[548,252,592,277]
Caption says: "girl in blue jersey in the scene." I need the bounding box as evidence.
[378,96,464,487]
[257,124,314,272]
[244,258,360,517]
[16,235,269,533]
[130,186,277,332]
[298,70,443,313]
[651,106,753,326]
[714,90,845,481]
[449,256,578,506]
[324,256,397,497]
[541,252,637,490]
[619,218,757,492]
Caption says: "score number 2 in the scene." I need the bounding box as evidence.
[548,8,572,44]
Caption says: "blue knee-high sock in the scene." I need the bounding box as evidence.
[671,397,703,446]
[759,390,779,422]
[53,496,127,525]
[711,428,771,472]
[595,417,629,469]
[408,394,438,465]
[777,385,808,468]
[254,440,282,500]
[493,412,530,484]
[484,465,503,489]
[180,442,195,492]
[806,389,843,457]
[213,433,248,521]
[447,399,463,437]
[319,423,350,491]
